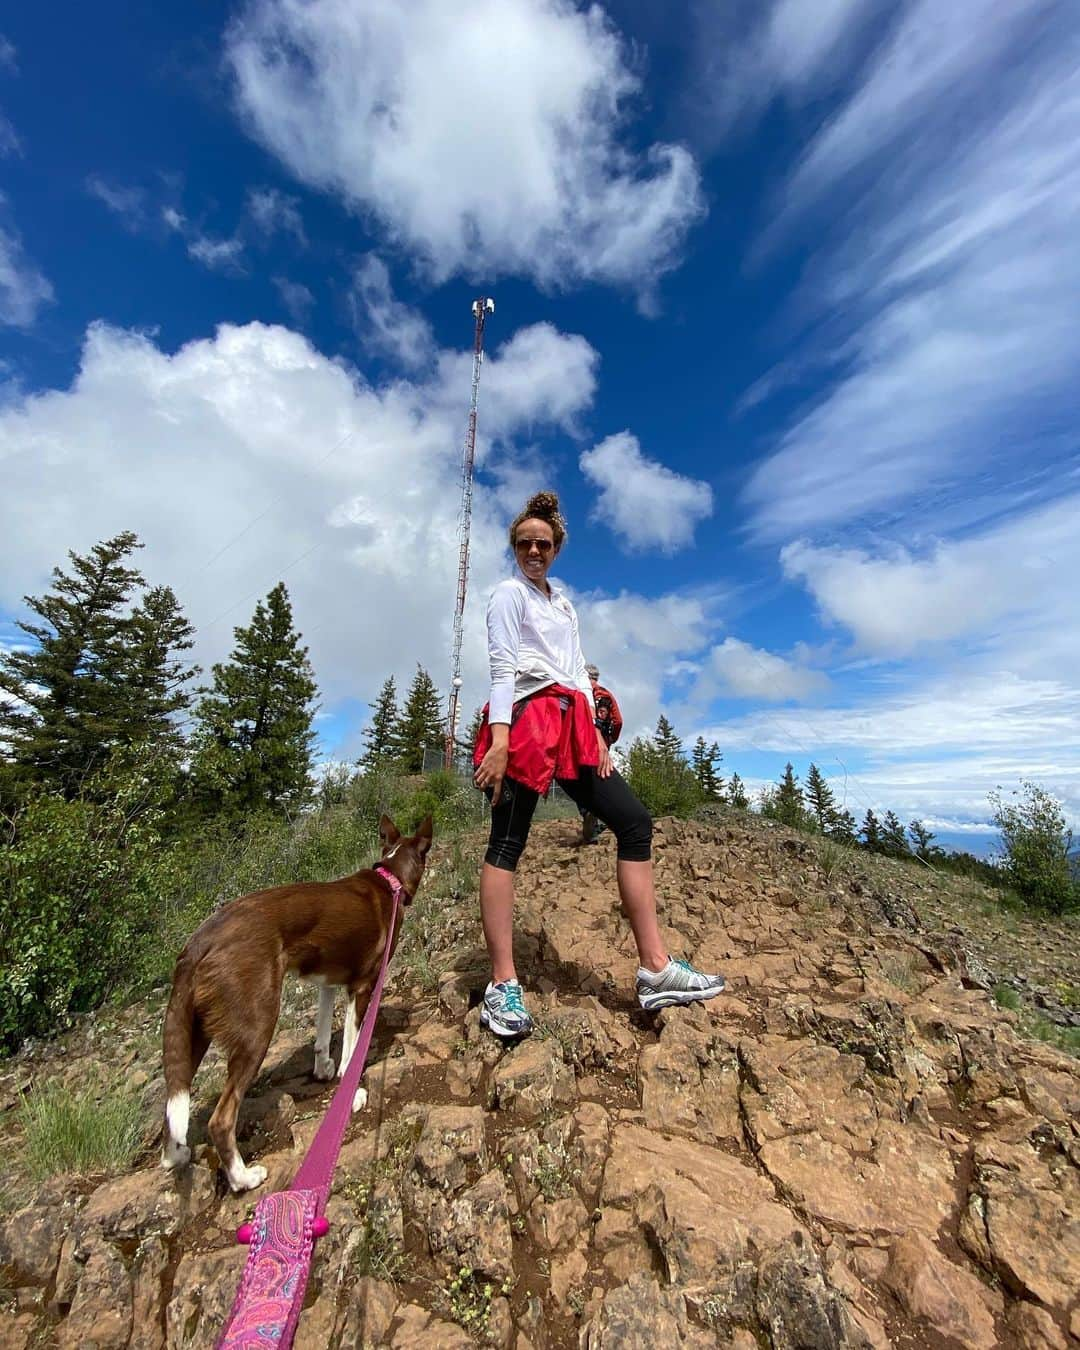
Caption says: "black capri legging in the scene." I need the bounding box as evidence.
[485,767,652,871]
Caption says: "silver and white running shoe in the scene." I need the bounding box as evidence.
[636,957,726,1012]
[480,979,535,1038]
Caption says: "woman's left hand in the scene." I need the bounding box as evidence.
[595,729,612,778]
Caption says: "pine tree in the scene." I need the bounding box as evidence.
[465,705,485,750]
[359,676,399,772]
[0,532,148,798]
[118,585,197,765]
[773,762,805,829]
[860,808,882,853]
[189,582,317,818]
[829,808,858,845]
[908,819,937,861]
[880,810,909,857]
[391,665,444,774]
[804,763,837,833]
[653,715,684,762]
[727,771,749,810]
[691,736,724,799]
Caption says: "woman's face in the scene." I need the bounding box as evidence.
[513,517,556,586]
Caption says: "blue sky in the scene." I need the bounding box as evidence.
[2,0,1079,855]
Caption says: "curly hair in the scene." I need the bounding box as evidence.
[508,490,568,553]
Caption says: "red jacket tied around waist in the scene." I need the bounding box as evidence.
[473,685,600,795]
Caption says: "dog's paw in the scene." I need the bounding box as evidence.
[161,1140,191,1171]
[351,1086,368,1113]
[229,1162,268,1193]
[313,1051,336,1080]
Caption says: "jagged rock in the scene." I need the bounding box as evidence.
[165,1246,246,1349]
[310,1275,397,1348]
[755,1232,871,1350]
[602,1124,805,1293]
[534,995,637,1074]
[0,1198,75,1287]
[54,1231,132,1349]
[526,1192,589,1250]
[412,1104,488,1192]
[882,1233,1000,1349]
[1006,1301,1070,1349]
[489,1035,575,1122]
[129,1236,169,1350]
[739,1036,880,1150]
[791,997,909,1079]
[958,1136,1080,1316]
[389,1301,474,1347]
[637,1003,741,1144]
[410,1166,514,1282]
[79,1163,216,1245]
[580,1272,688,1347]
[568,1101,611,1201]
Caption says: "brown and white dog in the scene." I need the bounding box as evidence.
[160,813,433,1192]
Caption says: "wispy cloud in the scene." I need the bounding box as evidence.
[0,34,19,156]
[273,276,314,324]
[186,233,246,273]
[348,254,432,370]
[580,431,713,553]
[226,0,704,301]
[86,176,147,229]
[246,186,306,246]
[742,0,1080,538]
[0,202,54,327]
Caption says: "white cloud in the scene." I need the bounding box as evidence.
[743,0,1080,538]
[0,318,690,762]
[707,636,829,702]
[0,35,19,156]
[349,255,433,370]
[0,206,54,327]
[186,234,246,273]
[273,276,314,324]
[226,0,704,299]
[246,186,306,245]
[579,431,712,553]
[781,493,1080,663]
[682,0,883,145]
[86,176,147,228]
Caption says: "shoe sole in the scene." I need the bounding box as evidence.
[637,980,726,1012]
[480,1007,534,1039]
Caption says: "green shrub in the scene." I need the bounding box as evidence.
[18,1076,143,1181]
[0,785,182,1052]
[993,983,1021,1011]
[623,740,704,819]
[990,782,1077,915]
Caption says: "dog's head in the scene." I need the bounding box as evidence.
[377,813,434,903]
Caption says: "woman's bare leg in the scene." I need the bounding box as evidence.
[616,859,668,972]
[480,863,518,983]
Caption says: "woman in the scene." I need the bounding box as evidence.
[473,491,724,1039]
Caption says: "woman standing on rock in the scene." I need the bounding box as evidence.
[472,490,725,1039]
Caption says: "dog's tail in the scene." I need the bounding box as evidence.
[160,958,197,1170]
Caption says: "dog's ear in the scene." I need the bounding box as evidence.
[378,814,400,851]
[414,815,434,858]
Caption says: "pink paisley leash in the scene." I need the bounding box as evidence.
[216,866,404,1350]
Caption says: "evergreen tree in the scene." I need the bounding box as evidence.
[359,676,399,772]
[880,810,909,857]
[189,583,317,818]
[860,808,882,853]
[0,532,156,799]
[772,762,805,829]
[691,736,724,799]
[653,715,684,762]
[908,819,937,861]
[391,665,444,774]
[465,705,485,750]
[727,771,749,810]
[804,763,837,833]
[829,808,858,845]
[118,584,197,765]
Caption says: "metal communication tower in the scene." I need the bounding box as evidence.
[444,296,495,771]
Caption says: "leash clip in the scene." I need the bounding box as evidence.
[235,1216,329,1245]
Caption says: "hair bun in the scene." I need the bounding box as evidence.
[509,490,568,552]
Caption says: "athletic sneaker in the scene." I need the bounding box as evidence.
[480,979,534,1039]
[636,957,726,1012]
[581,811,599,844]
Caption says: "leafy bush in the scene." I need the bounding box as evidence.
[0,783,182,1051]
[990,782,1077,914]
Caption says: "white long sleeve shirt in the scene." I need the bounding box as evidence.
[486,567,595,725]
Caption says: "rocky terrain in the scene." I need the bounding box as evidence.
[0,812,1077,1348]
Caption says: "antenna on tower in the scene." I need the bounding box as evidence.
[444,296,495,771]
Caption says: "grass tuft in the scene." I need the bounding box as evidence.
[18,1076,143,1182]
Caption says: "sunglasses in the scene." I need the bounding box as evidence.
[514,537,554,553]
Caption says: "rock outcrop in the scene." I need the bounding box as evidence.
[1,813,1077,1348]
